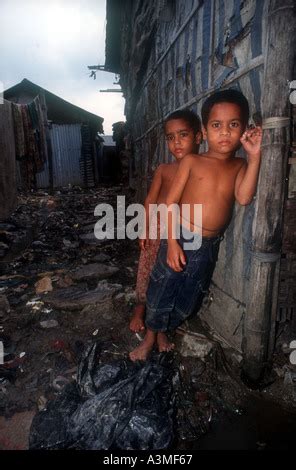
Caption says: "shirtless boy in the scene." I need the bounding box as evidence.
[130,89,262,361]
[130,110,202,345]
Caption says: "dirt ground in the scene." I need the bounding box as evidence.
[0,185,296,450]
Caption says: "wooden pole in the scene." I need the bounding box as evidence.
[39,92,53,193]
[242,0,296,384]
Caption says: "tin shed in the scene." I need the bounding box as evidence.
[4,79,103,189]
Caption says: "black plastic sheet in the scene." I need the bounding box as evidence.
[29,342,175,450]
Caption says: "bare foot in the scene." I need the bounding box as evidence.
[129,329,156,361]
[129,303,146,333]
[157,332,175,353]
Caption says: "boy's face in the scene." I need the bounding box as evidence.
[165,118,201,160]
[203,102,246,155]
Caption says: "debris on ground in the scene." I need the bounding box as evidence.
[35,276,53,294]
[29,342,175,450]
[1,186,296,450]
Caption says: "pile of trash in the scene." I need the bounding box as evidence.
[29,342,175,450]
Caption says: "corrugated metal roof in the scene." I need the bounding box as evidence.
[101,135,116,146]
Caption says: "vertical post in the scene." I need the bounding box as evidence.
[39,92,53,193]
[242,0,296,384]
[0,341,3,365]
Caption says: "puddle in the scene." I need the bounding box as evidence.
[192,395,296,450]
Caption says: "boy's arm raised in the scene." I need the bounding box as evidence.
[166,156,193,271]
[235,126,262,205]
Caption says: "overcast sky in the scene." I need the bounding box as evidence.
[0,0,125,134]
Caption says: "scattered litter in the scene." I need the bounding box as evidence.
[115,293,125,300]
[179,333,213,359]
[284,370,296,386]
[50,340,67,352]
[40,320,59,329]
[63,239,79,249]
[125,292,137,303]
[93,253,111,263]
[71,263,119,282]
[52,376,71,392]
[56,274,74,288]
[43,286,114,310]
[0,295,11,316]
[97,280,122,291]
[35,277,53,294]
[26,299,44,311]
[38,395,48,411]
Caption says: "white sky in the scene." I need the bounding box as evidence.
[0,0,125,134]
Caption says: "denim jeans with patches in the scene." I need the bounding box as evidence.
[145,228,222,332]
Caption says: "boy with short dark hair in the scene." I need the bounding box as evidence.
[130,109,202,342]
[130,89,262,361]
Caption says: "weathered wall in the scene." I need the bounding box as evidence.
[114,0,270,351]
[35,124,83,188]
[0,100,17,220]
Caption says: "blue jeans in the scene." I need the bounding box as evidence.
[145,229,222,332]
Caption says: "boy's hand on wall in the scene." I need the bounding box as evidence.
[240,126,262,160]
[167,241,186,272]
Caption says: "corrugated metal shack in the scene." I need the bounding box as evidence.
[4,79,103,190]
[105,0,296,383]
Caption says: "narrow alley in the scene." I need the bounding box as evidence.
[1,0,296,454]
[1,185,296,450]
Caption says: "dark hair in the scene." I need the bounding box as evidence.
[164,109,201,135]
[201,89,249,127]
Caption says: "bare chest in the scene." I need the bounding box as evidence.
[187,160,243,197]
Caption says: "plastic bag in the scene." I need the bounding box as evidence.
[29,342,175,450]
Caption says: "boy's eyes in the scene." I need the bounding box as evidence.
[211,121,241,128]
[166,132,190,141]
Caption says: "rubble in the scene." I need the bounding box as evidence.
[179,333,213,359]
[0,295,10,317]
[39,320,59,329]
[0,186,296,450]
[43,286,115,310]
[70,263,119,282]
[56,274,74,288]
[124,287,137,303]
[96,280,122,294]
[37,396,47,412]
[62,239,79,249]
[93,253,111,262]
[79,233,104,245]
[35,277,53,294]
[115,293,125,301]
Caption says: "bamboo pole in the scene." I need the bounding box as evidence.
[242,0,296,384]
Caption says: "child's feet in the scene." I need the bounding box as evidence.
[157,332,175,353]
[129,303,146,333]
[129,329,156,361]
